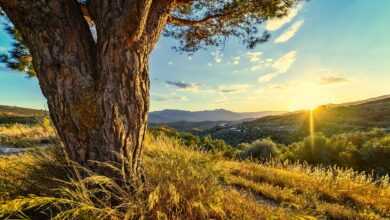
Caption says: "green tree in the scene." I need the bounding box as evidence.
[0,0,300,184]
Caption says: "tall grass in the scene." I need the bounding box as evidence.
[0,118,56,148]
[0,132,389,219]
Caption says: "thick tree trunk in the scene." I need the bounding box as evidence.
[49,46,150,183]
[1,0,172,185]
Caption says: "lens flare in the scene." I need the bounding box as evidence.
[310,109,315,147]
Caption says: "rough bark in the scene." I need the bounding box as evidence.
[0,0,173,184]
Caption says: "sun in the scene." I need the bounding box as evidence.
[288,95,331,111]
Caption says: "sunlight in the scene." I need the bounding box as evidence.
[289,100,324,111]
[309,109,315,147]
[287,88,333,111]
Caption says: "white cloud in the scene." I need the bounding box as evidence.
[247,51,263,62]
[232,56,241,65]
[274,20,304,43]
[217,84,250,94]
[168,61,173,65]
[211,50,224,63]
[319,75,349,85]
[258,50,297,83]
[215,96,228,104]
[268,83,290,90]
[265,4,303,31]
[152,94,188,102]
[272,50,297,73]
[258,73,279,83]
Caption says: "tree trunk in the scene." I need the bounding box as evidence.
[0,0,172,185]
[49,45,150,183]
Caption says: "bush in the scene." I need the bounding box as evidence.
[149,127,236,156]
[284,129,390,175]
[239,138,281,161]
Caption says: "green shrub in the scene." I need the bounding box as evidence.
[284,129,390,175]
[239,138,281,161]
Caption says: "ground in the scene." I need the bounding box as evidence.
[0,124,389,219]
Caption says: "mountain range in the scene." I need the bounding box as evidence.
[148,109,286,123]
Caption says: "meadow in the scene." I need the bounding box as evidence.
[1,123,389,219]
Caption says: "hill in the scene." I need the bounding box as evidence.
[0,105,47,125]
[200,96,390,146]
[149,108,285,123]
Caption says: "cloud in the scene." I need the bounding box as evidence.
[168,61,173,65]
[215,96,228,104]
[217,84,250,94]
[258,73,279,83]
[319,75,349,85]
[166,81,200,92]
[268,83,289,90]
[265,4,303,31]
[247,51,262,62]
[0,47,7,53]
[258,50,297,83]
[152,94,188,102]
[274,20,304,43]
[211,50,224,63]
[272,50,297,73]
[232,56,240,65]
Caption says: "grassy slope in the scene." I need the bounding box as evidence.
[1,132,389,219]
[205,98,390,145]
[0,121,56,148]
[0,105,46,125]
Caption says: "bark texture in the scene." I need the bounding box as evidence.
[0,0,173,184]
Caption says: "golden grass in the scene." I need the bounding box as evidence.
[0,122,56,148]
[0,131,389,219]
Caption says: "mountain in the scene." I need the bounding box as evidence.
[148,109,285,123]
[199,95,390,146]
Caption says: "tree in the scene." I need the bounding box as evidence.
[0,0,300,184]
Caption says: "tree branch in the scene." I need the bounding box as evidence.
[168,11,234,26]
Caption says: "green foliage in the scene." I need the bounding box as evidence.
[231,129,390,176]
[150,126,236,156]
[0,23,35,77]
[203,98,390,146]
[284,129,390,175]
[239,138,281,161]
[166,0,300,52]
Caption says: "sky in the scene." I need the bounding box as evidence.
[1,0,390,112]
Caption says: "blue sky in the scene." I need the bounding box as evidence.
[1,0,390,112]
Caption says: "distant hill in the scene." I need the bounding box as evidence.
[199,95,390,146]
[149,109,285,123]
[0,105,46,124]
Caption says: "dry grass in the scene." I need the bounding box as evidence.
[0,130,389,219]
[0,120,56,148]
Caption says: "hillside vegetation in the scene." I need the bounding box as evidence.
[203,97,390,145]
[0,105,46,125]
[1,126,390,219]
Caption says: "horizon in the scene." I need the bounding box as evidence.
[2,92,390,114]
[1,0,390,112]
